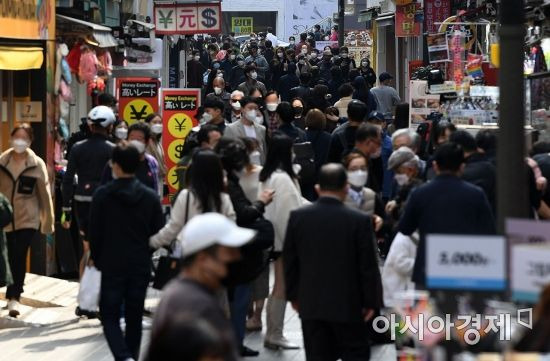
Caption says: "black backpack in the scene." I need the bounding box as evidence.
[293,141,316,185]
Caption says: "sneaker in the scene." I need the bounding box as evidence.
[8,300,20,318]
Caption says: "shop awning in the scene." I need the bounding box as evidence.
[0,46,43,70]
[56,14,118,48]
[376,13,395,27]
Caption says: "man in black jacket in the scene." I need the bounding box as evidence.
[289,73,312,103]
[284,163,382,361]
[90,142,165,361]
[398,142,495,287]
[450,130,496,212]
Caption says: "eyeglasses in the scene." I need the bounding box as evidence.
[230,99,241,103]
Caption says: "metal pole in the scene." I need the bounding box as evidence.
[497,0,528,232]
[338,0,345,47]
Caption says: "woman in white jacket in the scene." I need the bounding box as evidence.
[381,232,417,308]
[259,133,304,350]
[149,150,235,249]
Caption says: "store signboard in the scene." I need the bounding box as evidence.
[396,3,421,37]
[409,80,440,127]
[0,0,54,40]
[424,0,451,34]
[116,78,160,125]
[161,88,201,201]
[231,17,253,35]
[426,235,507,291]
[15,101,42,122]
[511,244,550,303]
[154,3,222,35]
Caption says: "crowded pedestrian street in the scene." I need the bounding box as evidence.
[1,0,550,360]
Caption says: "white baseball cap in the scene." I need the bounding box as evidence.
[179,213,256,257]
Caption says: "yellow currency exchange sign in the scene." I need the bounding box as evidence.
[123,99,155,125]
[167,113,193,138]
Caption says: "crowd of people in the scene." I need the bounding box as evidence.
[1,30,550,361]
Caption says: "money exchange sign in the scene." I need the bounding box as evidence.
[154,3,222,35]
[161,88,201,199]
[116,78,160,125]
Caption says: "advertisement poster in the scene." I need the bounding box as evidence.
[161,88,201,201]
[396,3,421,37]
[427,33,450,63]
[424,0,451,34]
[154,3,222,35]
[231,17,253,35]
[116,78,160,125]
[315,41,338,51]
[285,0,337,38]
[409,80,440,127]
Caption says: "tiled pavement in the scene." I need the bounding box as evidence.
[0,271,305,361]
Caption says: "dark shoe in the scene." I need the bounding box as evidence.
[240,346,260,357]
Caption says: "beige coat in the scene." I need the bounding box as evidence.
[0,148,54,234]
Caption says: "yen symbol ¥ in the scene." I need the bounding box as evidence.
[158,10,174,29]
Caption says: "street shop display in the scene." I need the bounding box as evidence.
[66,42,113,95]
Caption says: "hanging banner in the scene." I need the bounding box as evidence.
[396,3,421,37]
[424,0,451,34]
[427,33,450,63]
[154,2,222,35]
[116,78,160,125]
[161,88,201,201]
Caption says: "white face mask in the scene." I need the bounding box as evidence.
[362,61,368,67]
[341,53,348,58]
[266,103,278,112]
[254,116,264,125]
[150,123,163,135]
[250,150,261,165]
[230,54,236,60]
[277,52,284,58]
[370,148,382,159]
[394,173,410,186]
[231,101,241,111]
[214,87,223,95]
[201,112,213,124]
[194,55,201,61]
[250,71,258,80]
[301,49,307,55]
[115,127,128,140]
[347,170,368,188]
[129,139,146,154]
[244,109,257,122]
[12,138,29,154]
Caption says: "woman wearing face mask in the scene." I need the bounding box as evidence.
[0,123,54,317]
[145,113,167,196]
[295,54,311,75]
[291,97,306,130]
[259,133,305,350]
[101,122,160,193]
[359,57,377,88]
[270,46,288,92]
[338,46,356,81]
[112,120,128,143]
[343,152,385,233]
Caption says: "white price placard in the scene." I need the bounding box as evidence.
[511,244,550,303]
[15,101,42,123]
[426,235,506,291]
[506,218,550,246]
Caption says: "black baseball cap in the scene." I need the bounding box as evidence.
[379,72,393,82]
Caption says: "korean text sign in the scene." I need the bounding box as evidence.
[424,0,451,34]
[161,89,201,200]
[511,244,550,303]
[426,235,506,291]
[154,3,221,35]
[116,78,159,125]
[396,3,421,37]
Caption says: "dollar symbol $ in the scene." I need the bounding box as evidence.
[201,8,217,28]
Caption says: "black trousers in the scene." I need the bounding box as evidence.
[100,272,149,361]
[301,319,370,361]
[6,229,36,300]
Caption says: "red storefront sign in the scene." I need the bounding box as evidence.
[161,88,201,201]
[396,3,421,37]
[424,0,451,34]
[154,3,222,35]
[116,78,160,125]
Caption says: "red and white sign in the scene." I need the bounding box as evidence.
[154,3,222,35]
[116,78,160,125]
[396,3,421,37]
[161,88,201,202]
[424,0,451,34]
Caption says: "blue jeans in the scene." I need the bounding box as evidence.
[100,273,149,361]
[229,284,252,346]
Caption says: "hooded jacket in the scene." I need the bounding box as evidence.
[0,148,54,234]
[89,177,164,275]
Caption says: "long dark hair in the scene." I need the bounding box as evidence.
[188,149,224,212]
[259,132,297,182]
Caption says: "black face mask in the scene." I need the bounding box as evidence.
[294,106,303,116]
